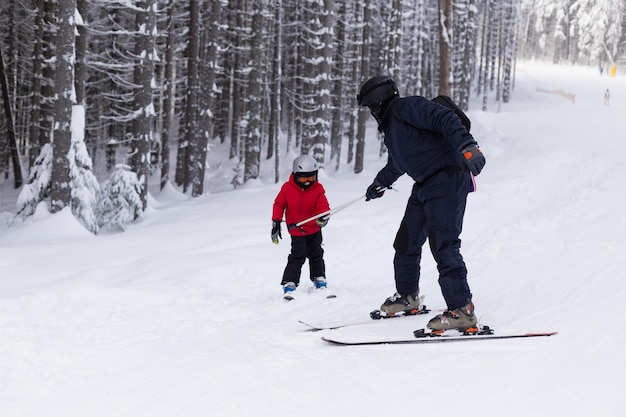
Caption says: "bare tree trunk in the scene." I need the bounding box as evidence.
[28,0,45,168]
[269,0,282,183]
[228,0,249,162]
[354,0,371,174]
[479,0,494,111]
[75,0,87,107]
[243,0,264,183]
[438,0,453,96]
[0,44,23,188]
[160,0,176,191]
[39,0,56,155]
[387,0,403,80]
[50,0,75,213]
[300,1,315,156]
[193,0,222,194]
[501,0,517,104]
[75,0,92,161]
[346,3,360,166]
[185,0,200,195]
[330,0,346,171]
[310,0,334,167]
[456,0,477,110]
[131,0,157,210]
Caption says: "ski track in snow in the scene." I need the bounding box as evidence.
[0,62,624,416]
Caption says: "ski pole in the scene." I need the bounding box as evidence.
[294,194,365,227]
[327,194,367,216]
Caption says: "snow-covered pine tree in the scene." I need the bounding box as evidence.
[97,164,143,231]
[570,0,624,64]
[16,106,100,234]
[69,105,99,234]
[231,163,243,189]
[16,143,53,218]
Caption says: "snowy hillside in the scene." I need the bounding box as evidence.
[0,62,624,416]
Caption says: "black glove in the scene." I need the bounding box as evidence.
[316,216,329,228]
[271,221,282,244]
[460,144,486,176]
[365,180,386,201]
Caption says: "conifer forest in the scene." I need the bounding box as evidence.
[0,0,624,232]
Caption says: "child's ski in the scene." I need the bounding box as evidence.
[284,287,337,302]
[309,287,337,299]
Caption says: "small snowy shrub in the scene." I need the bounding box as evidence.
[69,123,100,234]
[16,143,53,218]
[97,164,144,231]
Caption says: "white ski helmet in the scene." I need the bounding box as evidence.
[292,155,319,174]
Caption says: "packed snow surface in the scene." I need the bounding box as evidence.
[0,63,623,416]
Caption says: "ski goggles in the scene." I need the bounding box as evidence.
[295,174,316,184]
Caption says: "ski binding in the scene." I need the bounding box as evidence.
[370,304,430,320]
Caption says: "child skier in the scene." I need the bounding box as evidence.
[271,155,331,300]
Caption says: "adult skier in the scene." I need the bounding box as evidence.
[357,75,486,332]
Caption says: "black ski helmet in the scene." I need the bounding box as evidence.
[357,75,399,122]
[357,75,398,106]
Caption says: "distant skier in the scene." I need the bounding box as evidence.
[604,89,610,105]
[357,75,485,332]
[271,155,331,299]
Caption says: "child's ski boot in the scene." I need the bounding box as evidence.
[283,282,297,301]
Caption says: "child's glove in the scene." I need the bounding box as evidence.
[271,221,282,244]
[316,216,329,228]
[460,143,485,176]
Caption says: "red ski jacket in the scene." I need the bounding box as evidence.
[272,174,331,236]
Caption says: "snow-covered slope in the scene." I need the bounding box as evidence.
[0,63,623,416]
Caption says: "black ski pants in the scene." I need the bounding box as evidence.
[281,231,325,286]
[393,170,472,310]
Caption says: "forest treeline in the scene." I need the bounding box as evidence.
[0,0,623,232]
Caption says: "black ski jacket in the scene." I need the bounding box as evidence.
[373,96,476,187]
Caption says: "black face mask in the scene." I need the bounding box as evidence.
[369,100,390,124]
